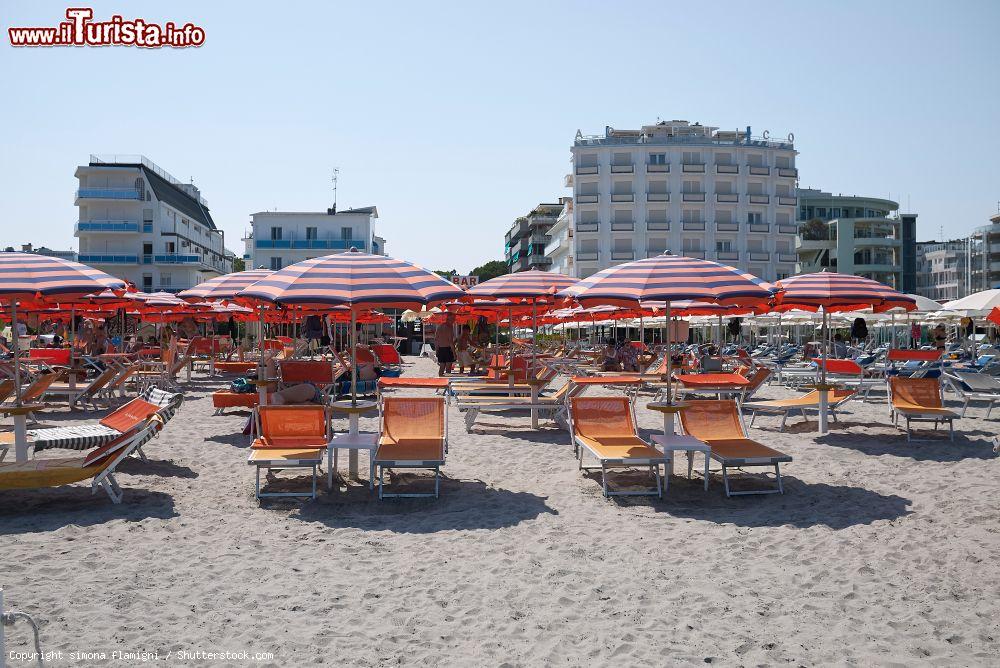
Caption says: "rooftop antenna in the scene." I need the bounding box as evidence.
[331,168,340,214]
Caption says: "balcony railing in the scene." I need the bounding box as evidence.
[76,188,142,200]
[681,163,705,173]
[575,165,599,175]
[78,254,138,264]
[716,222,740,232]
[647,192,669,202]
[254,239,367,250]
[646,163,669,173]
[682,192,706,202]
[682,221,706,231]
[611,193,634,202]
[611,221,634,231]
[777,196,797,206]
[777,253,798,263]
[777,224,798,234]
[646,221,670,231]
[76,220,139,233]
[749,223,771,233]
[749,194,770,204]
[576,194,599,204]
[142,222,153,233]
[611,250,635,261]
[528,255,552,266]
[748,165,770,176]
[576,222,599,233]
[716,164,739,174]
[144,254,201,265]
[576,251,600,261]
[610,164,634,173]
[716,251,739,262]
[682,250,706,259]
[748,251,770,261]
[777,167,798,178]
[716,193,738,203]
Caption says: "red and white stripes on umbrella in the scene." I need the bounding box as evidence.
[558,251,775,308]
[465,270,578,301]
[0,252,125,302]
[774,272,916,312]
[178,269,274,301]
[236,249,464,309]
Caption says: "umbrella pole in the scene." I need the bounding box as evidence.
[818,309,830,435]
[257,306,267,407]
[10,300,29,463]
[350,308,358,406]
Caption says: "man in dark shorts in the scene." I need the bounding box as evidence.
[434,314,456,376]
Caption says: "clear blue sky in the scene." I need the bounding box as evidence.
[3,0,998,272]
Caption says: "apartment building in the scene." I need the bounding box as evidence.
[968,212,1000,292]
[544,197,574,275]
[74,155,232,292]
[6,243,77,262]
[795,189,917,291]
[568,120,799,280]
[504,202,563,272]
[243,206,385,271]
[915,240,969,302]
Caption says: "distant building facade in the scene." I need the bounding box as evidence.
[968,212,1000,291]
[544,197,574,275]
[568,120,799,280]
[74,155,232,292]
[915,240,969,302]
[795,189,916,291]
[505,203,562,272]
[243,206,384,271]
[7,243,77,262]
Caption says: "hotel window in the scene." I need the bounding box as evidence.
[270,257,283,270]
[142,208,154,223]
[613,209,632,223]
[306,227,318,240]
[647,238,667,253]
[776,240,792,253]
[578,182,598,195]
[747,182,764,195]
[747,212,763,225]
[578,153,598,167]
[748,153,764,166]
[682,180,700,193]
[612,152,631,166]
[160,273,172,288]
[648,180,667,194]
[165,241,176,253]
[716,240,734,252]
[777,184,792,197]
[747,239,765,252]
[776,155,791,168]
[648,209,667,224]
[682,151,701,165]
[776,212,791,225]
[776,270,792,280]
[716,152,733,165]
[716,181,734,195]
[270,226,282,240]
[578,210,599,225]
[613,238,632,252]
[649,153,667,165]
[682,238,703,252]
[612,180,632,195]
[341,226,353,241]
[717,209,733,224]
[682,209,701,223]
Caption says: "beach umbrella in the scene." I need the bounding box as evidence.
[942,289,1000,316]
[558,250,774,431]
[774,272,915,434]
[0,252,125,462]
[177,269,274,302]
[238,248,464,404]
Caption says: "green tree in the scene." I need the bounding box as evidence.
[434,269,457,278]
[471,260,508,282]
[800,218,828,241]
[232,257,246,272]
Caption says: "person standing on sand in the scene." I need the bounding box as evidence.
[434,314,456,376]
[933,323,947,352]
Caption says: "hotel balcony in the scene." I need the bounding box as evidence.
[647,192,669,202]
[646,163,669,173]
[576,222,600,233]
[853,236,901,248]
[611,221,635,231]
[575,165,599,175]
[75,188,142,200]
[611,193,634,202]
[143,253,202,265]
[777,224,799,235]
[682,250,706,259]
[530,233,551,244]
[682,221,706,231]
[716,193,738,203]
[646,221,670,231]
[777,196,797,206]
[777,167,798,178]
[254,239,368,250]
[78,254,139,264]
[75,220,140,233]
[682,192,706,202]
[528,255,552,266]
[716,222,740,232]
[682,163,706,173]
[716,251,739,262]
[749,194,770,204]
[610,164,634,173]
[749,223,770,233]
[716,164,739,174]
[778,253,798,263]
[611,250,635,261]
[748,251,770,262]
[749,165,771,176]
[577,194,599,204]
[576,250,600,262]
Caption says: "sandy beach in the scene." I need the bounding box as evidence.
[2,355,999,667]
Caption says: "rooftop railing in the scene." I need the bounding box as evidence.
[575,134,794,150]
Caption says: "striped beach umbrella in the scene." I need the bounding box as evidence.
[773,272,916,313]
[178,269,274,302]
[465,270,578,301]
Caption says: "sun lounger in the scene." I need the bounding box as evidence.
[215,361,258,374]
[888,376,960,441]
[42,366,118,409]
[248,405,331,500]
[374,397,447,499]
[0,415,166,504]
[569,396,667,498]
[744,388,856,431]
[679,400,792,496]
[943,372,1000,418]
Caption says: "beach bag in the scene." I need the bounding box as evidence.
[230,377,254,394]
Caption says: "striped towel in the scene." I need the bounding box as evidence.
[29,403,180,452]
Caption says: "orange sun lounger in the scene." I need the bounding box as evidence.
[744,388,855,431]
[888,376,959,442]
[374,397,447,499]
[679,400,792,497]
[215,361,258,375]
[248,405,331,500]
[569,396,667,498]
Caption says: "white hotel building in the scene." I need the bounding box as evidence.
[550,120,799,280]
[75,155,232,292]
[243,207,386,270]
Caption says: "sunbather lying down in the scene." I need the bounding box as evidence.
[269,383,323,405]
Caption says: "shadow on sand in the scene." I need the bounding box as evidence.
[0,489,177,535]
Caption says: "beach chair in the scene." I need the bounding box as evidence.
[373,397,447,499]
[678,400,792,497]
[814,358,883,399]
[888,377,959,442]
[943,372,1000,418]
[42,366,118,409]
[248,405,331,500]
[569,396,667,498]
[0,379,14,404]
[744,388,856,431]
[0,415,166,504]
